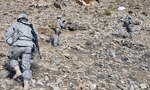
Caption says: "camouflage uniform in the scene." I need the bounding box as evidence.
[51,16,65,47]
[50,34,61,47]
[5,13,39,81]
[123,16,133,38]
[55,16,65,35]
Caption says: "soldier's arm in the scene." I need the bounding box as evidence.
[5,25,14,42]
[5,24,16,46]
[60,20,65,28]
[129,20,133,25]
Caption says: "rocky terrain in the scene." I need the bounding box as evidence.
[0,0,150,90]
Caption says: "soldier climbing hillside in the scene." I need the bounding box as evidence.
[5,13,40,90]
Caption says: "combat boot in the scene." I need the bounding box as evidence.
[13,66,22,79]
[24,80,29,90]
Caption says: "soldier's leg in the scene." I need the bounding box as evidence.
[9,47,23,79]
[50,35,55,46]
[22,47,33,90]
[127,27,132,39]
[57,35,62,46]
[129,32,132,40]
[53,35,59,47]
[13,66,22,79]
[55,28,61,35]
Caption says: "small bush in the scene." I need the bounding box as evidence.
[104,9,112,16]
[89,31,95,36]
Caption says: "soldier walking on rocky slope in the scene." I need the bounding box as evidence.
[50,15,65,47]
[122,16,133,39]
[5,13,39,90]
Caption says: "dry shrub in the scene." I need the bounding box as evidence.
[104,9,112,16]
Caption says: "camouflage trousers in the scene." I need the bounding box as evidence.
[55,27,62,35]
[50,35,61,47]
[7,46,35,80]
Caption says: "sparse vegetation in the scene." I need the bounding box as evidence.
[0,0,150,90]
[89,31,95,36]
[104,8,112,16]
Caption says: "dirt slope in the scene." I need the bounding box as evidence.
[0,0,150,90]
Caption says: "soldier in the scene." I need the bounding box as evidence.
[55,15,65,36]
[122,16,133,39]
[49,34,60,47]
[5,13,39,90]
[50,15,65,47]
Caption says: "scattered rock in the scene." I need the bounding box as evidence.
[66,22,78,31]
[134,21,141,25]
[50,84,61,90]
[53,2,62,9]
[44,75,49,81]
[1,83,6,89]
[75,0,84,5]
[0,53,6,58]
[141,12,148,16]
[89,81,97,90]
[30,79,36,88]
[73,45,87,53]
[140,64,150,71]
[111,33,127,39]
[121,56,129,61]
[66,22,89,31]
[118,6,126,11]
[128,10,134,14]
[78,24,90,31]
[85,40,93,46]
[96,0,100,3]
[116,83,128,90]
[0,70,8,79]
[140,83,148,89]
[143,51,150,58]
[114,40,147,51]
[78,82,86,89]
[36,79,45,87]
[0,0,150,90]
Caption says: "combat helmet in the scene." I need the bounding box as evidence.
[17,13,28,21]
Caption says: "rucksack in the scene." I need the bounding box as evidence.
[50,18,58,30]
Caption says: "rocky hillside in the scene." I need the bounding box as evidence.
[0,0,150,90]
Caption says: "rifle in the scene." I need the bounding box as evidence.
[30,24,42,59]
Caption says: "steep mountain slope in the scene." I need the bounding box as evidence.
[0,0,150,90]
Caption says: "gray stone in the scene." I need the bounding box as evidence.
[36,79,45,87]
[1,83,6,89]
[0,70,8,79]
[121,56,129,61]
[66,22,78,31]
[111,33,127,39]
[88,81,97,90]
[85,40,93,46]
[53,2,62,9]
[139,83,148,89]
[96,0,100,3]
[143,51,150,58]
[140,63,150,71]
[44,75,49,81]
[116,83,128,90]
[66,21,89,31]
[29,79,36,88]
[0,53,6,58]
